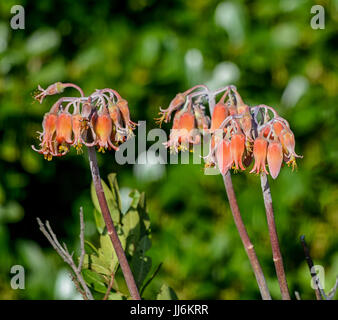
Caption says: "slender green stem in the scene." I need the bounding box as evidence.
[87,147,141,300]
[260,173,290,300]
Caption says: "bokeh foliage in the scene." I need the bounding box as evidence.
[0,0,337,299]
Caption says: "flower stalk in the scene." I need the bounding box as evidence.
[223,172,271,300]
[260,172,290,300]
[32,82,141,300]
[88,146,141,300]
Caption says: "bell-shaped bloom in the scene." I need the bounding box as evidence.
[108,102,125,143]
[211,102,228,132]
[94,108,118,152]
[273,121,284,137]
[71,113,84,152]
[237,103,252,141]
[279,129,299,157]
[32,112,58,160]
[164,110,199,152]
[156,93,186,126]
[279,128,302,170]
[267,141,283,179]
[117,98,137,137]
[215,139,233,175]
[177,111,198,148]
[250,138,268,174]
[56,111,73,145]
[230,133,245,170]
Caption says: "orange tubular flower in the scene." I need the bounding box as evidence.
[273,121,284,137]
[164,110,199,152]
[94,108,118,152]
[32,112,58,160]
[211,102,228,132]
[156,93,186,126]
[71,113,84,152]
[230,133,245,170]
[279,128,302,170]
[117,98,137,137]
[267,141,283,179]
[250,138,268,174]
[216,139,233,175]
[108,102,125,143]
[178,111,197,146]
[56,111,73,153]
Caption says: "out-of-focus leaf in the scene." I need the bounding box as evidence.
[156,284,178,300]
[122,208,140,255]
[107,173,122,213]
[0,201,24,223]
[108,292,124,300]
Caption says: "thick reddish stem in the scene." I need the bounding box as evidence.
[87,147,141,300]
[260,173,291,300]
[223,172,271,300]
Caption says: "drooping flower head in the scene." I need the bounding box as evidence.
[32,83,136,160]
[157,85,301,178]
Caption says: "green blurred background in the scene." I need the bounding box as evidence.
[0,0,337,300]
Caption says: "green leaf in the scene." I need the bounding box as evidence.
[107,173,122,212]
[156,284,178,300]
[131,236,152,288]
[122,209,140,255]
[82,269,107,294]
[84,240,98,255]
[108,292,124,300]
[83,254,111,276]
[129,189,141,209]
[93,208,105,234]
[139,192,151,234]
[91,179,121,233]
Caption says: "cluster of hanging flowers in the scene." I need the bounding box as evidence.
[32,82,137,160]
[156,85,301,179]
